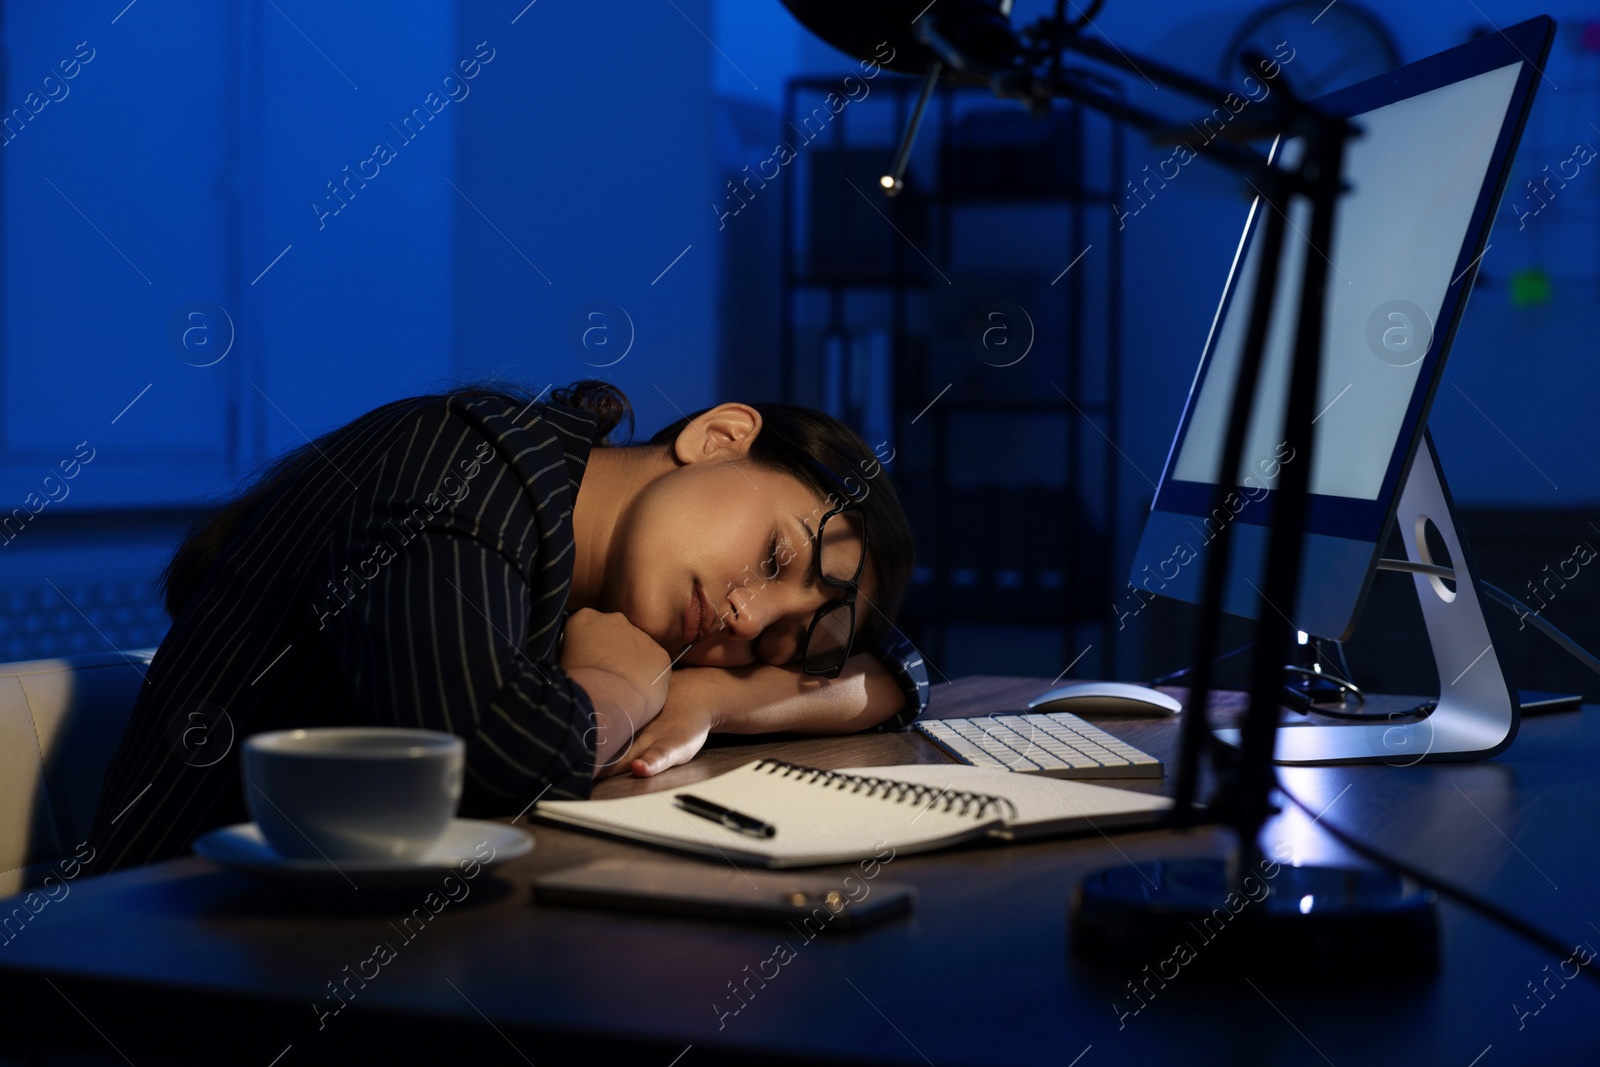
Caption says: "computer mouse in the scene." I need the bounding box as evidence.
[1026,681,1182,716]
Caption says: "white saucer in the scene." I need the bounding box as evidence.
[192,818,534,891]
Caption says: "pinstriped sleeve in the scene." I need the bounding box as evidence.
[317,413,597,812]
[860,631,929,732]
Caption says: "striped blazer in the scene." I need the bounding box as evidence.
[85,394,928,874]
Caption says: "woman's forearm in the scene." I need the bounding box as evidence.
[567,666,659,776]
[679,653,908,735]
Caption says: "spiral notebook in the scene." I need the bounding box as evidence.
[534,758,1173,868]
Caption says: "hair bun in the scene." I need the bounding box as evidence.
[550,380,634,444]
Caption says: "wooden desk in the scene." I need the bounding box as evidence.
[2,677,1597,1065]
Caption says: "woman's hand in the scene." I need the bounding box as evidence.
[560,608,673,773]
[598,654,908,779]
[694,654,906,735]
[600,669,724,778]
[560,608,671,718]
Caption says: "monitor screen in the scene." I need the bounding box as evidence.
[1128,20,1549,639]
[1170,62,1522,504]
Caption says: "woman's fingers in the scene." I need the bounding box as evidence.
[597,729,661,778]
[631,721,712,777]
[630,738,686,777]
[593,701,714,779]
[596,734,648,778]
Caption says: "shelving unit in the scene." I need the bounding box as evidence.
[780,74,1126,680]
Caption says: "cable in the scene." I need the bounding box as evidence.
[1375,558,1455,580]
[1298,699,1432,722]
[1150,641,1255,686]
[1158,561,1599,717]
[1375,559,1600,678]
[1155,644,1410,719]
[1276,778,1600,989]
[1482,581,1600,677]
[1283,664,1364,703]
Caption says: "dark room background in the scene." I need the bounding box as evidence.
[3,0,1597,701]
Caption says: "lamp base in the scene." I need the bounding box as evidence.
[1070,859,1438,982]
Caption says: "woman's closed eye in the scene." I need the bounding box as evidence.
[760,530,798,582]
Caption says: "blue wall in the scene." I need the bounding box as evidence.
[1,0,718,515]
[1086,1,1600,512]
[715,0,1600,509]
[7,0,1590,510]
[706,0,1600,682]
[1,0,1595,670]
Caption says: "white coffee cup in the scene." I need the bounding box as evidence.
[242,728,465,862]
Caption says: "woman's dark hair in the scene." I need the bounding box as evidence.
[160,380,913,655]
[647,402,913,654]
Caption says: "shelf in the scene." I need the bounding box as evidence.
[779,71,1126,677]
[931,189,1120,206]
[786,274,935,290]
[917,398,1115,415]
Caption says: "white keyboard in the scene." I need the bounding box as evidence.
[916,711,1163,779]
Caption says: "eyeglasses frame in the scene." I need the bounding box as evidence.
[798,496,868,678]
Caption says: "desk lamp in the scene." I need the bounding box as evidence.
[778,0,1447,981]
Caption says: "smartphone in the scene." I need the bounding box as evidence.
[533,858,915,930]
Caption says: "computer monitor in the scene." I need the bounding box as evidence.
[1128,17,1554,763]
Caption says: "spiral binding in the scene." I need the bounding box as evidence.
[752,758,1019,821]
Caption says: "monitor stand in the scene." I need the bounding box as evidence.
[1212,432,1520,765]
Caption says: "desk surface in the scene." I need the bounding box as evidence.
[2,677,1597,1066]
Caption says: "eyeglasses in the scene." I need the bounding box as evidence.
[797,498,868,678]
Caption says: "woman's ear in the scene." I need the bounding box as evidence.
[672,403,763,465]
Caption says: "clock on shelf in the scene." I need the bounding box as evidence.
[1221,0,1401,99]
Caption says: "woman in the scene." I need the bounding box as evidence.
[86,381,926,873]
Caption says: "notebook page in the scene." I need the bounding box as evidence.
[836,764,1172,836]
[536,760,1004,867]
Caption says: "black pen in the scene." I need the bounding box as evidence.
[674,794,776,839]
